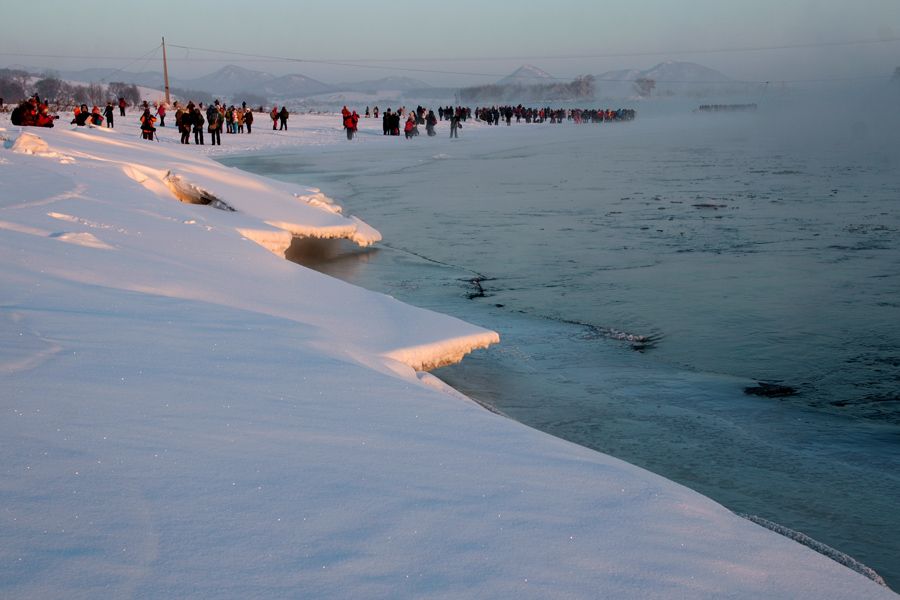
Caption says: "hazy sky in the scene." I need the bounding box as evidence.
[3,0,898,85]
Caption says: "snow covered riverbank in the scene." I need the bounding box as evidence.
[0,113,894,599]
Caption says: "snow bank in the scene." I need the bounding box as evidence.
[0,122,489,370]
[0,114,895,600]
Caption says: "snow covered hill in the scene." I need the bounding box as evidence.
[496,64,555,85]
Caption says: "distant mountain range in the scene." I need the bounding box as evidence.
[594,61,736,96]
[20,64,432,101]
[12,61,736,101]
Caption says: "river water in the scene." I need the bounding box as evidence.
[221,91,900,587]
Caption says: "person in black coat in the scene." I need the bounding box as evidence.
[390,111,401,135]
[192,108,205,145]
[104,102,115,128]
[179,107,192,144]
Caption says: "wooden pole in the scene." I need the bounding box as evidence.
[162,37,171,105]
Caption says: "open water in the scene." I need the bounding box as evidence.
[222,90,900,588]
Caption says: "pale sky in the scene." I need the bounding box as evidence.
[3,0,898,85]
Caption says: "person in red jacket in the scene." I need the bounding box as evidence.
[90,106,103,126]
[342,106,355,140]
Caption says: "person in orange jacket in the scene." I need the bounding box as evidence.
[140,108,157,141]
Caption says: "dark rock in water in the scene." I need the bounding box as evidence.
[460,275,488,300]
[744,382,798,397]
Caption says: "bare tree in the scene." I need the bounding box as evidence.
[571,75,595,100]
[72,85,89,106]
[107,82,141,106]
[34,76,66,104]
[633,77,656,98]
[0,75,26,105]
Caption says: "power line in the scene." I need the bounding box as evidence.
[4,36,897,86]
[95,45,161,84]
[162,40,900,84]
[5,35,898,65]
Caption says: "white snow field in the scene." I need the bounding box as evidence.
[0,112,894,599]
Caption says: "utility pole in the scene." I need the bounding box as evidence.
[162,37,171,105]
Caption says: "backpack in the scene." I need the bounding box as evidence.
[10,103,26,126]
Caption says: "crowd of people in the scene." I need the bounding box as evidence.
[363,105,468,138]
[157,100,265,145]
[474,105,636,125]
[7,91,638,145]
[697,103,757,112]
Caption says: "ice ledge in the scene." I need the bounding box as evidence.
[383,330,501,371]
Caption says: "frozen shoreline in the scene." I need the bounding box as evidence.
[1,111,895,599]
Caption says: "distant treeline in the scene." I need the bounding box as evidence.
[0,69,141,109]
[459,75,595,104]
[0,69,268,111]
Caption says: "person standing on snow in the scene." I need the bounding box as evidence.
[177,106,189,144]
[343,107,358,140]
[426,110,437,136]
[104,102,115,128]
[279,107,289,130]
[350,111,359,139]
[450,112,461,138]
[192,107,205,145]
[382,109,390,135]
[271,106,279,130]
[207,105,222,145]
[341,106,352,139]
[139,108,156,140]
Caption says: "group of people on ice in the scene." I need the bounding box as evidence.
[9,95,57,127]
[342,106,359,139]
[8,91,634,145]
[474,105,636,125]
[336,101,634,140]
[365,105,465,138]
[142,99,287,144]
[166,100,257,145]
[270,106,290,130]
